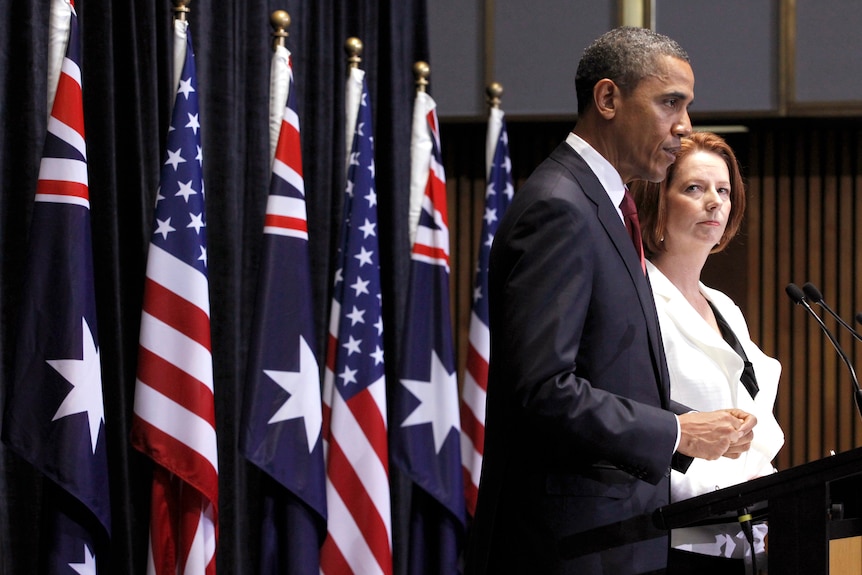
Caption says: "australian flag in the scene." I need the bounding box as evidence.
[391,93,465,574]
[2,1,111,572]
[240,53,327,574]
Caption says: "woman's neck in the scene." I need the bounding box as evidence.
[651,250,708,302]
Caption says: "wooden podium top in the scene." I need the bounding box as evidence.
[653,445,862,531]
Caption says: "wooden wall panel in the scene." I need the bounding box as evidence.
[745,121,862,470]
[441,122,486,384]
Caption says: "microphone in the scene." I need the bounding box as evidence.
[786,283,862,421]
[802,282,862,343]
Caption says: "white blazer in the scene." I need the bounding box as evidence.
[648,261,785,560]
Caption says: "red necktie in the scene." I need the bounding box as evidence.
[619,188,646,275]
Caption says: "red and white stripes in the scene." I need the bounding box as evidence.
[36,25,89,209]
[460,315,489,515]
[133,245,217,574]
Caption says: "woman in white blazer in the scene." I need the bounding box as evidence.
[631,132,784,574]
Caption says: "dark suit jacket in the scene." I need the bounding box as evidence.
[465,142,690,575]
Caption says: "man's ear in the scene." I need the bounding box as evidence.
[593,78,618,120]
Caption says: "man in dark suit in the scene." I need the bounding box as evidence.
[465,27,757,575]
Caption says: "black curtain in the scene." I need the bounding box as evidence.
[0,0,428,573]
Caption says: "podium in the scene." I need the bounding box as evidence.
[653,446,862,573]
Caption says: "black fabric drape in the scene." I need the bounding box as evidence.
[0,1,428,573]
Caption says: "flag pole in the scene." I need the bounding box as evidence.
[268,10,291,166]
[413,61,429,94]
[484,81,505,179]
[271,9,290,49]
[343,37,364,170]
[173,0,190,21]
[170,0,191,106]
[408,61,432,245]
[345,36,363,69]
[486,81,503,109]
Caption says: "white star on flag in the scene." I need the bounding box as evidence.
[399,349,460,453]
[473,286,483,303]
[345,306,366,326]
[354,246,374,267]
[339,365,358,386]
[187,212,205,233]
[350,276,370,297]
[342,335,362,356]
[177,77,195,99]
[186,112,200,134]
[176,180,197,202]
[68,544,97,575]
[503,182,514,200]
[358,218,376,238]
[47,318,104,454]
[263,336,322,453]
[483,207,498,225]
[165,148,185,170]
[154,218,175,240]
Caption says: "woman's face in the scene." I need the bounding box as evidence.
[662,150,731,252]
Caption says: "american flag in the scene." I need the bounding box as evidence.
[1,1,111,571]
[240,49,327,574]
[320,67,392,575]
[391,91,465,573]
[130,21,218,575]
[460,105,513,516]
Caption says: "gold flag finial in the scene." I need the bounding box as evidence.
[271,10,291,50]
[413,61,430,93]
[486,82,503,109]
[345,37,363,69]
[173,0,191,22]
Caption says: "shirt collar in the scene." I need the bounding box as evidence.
[566,132,626,221]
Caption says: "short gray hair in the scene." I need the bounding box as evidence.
[575,26,689,115]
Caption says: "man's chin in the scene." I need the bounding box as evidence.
[649,161,676,182]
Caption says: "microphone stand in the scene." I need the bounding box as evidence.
[786,283,862,421]
[802,282,862,343]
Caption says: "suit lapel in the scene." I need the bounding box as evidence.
[550,144,671,406]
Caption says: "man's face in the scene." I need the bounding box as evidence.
[615,55,694,183]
